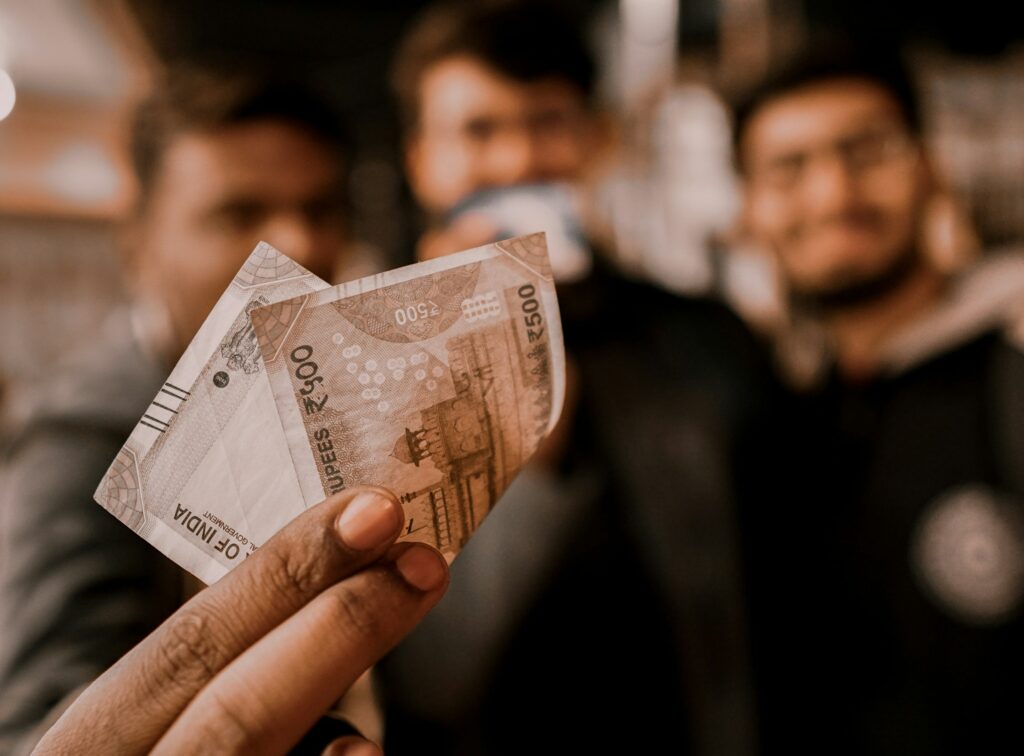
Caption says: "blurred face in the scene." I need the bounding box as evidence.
[742,79,932,305]
[133,120,346,350]
[406,55,600,215]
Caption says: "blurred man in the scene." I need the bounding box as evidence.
[377,3,772,754]
[735,46,1024,752]
[391,0,608,263]
[0,69,350,754]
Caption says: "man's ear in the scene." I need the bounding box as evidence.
[916,151,981,275]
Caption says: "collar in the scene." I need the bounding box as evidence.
[774,250,1024,388]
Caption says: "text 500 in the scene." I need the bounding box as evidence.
[395,301,440,325]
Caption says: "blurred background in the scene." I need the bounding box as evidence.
[1,0,1023,438]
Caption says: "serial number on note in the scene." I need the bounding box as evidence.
[394,301,441,325]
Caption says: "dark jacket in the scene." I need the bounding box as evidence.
[0,313,183,755]
[378,263,773,756]
[742,253,1024,755]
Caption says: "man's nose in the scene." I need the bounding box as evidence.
[801,152,858,214]
[484,128,540,187]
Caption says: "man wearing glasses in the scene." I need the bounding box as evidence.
[734,45,1024,751]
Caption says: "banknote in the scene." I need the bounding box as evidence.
[94,243,330,584]
[95,234,564,582]
[251,232,564,561]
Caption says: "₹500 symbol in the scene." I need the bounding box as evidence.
[394,299,441,325]
[290,345,329,416]
[516,283,545,343]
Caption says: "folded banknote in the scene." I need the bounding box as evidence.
[95,234,563,584]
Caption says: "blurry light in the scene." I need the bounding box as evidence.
[43,141,121,204]
[0,68,15,121]
[621,0,678,43]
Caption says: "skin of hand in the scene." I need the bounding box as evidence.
[32,487,449,756]
[415,212,497,262]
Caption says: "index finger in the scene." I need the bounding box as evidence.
[416,213,496,261]
[152,542,448,755]
[35,486,404,756]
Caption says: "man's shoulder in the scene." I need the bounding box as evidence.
[948,251,1024,372]
[990,286,1024,399]
[7,313,164,455]
[573,260,765,351]
[877,251,1024,377]
[568,264,774,430]
[1001,289,1024,357]
[966,249,1024,356]
[621,276,773,383]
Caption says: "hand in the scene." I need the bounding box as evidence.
[34,487,449,756]
[416,213,496,262]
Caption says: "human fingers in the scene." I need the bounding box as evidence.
[34,486,404,755]
[416,213,497,261]
[151,542,448,755]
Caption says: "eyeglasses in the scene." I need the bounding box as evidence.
[749,127,919,193]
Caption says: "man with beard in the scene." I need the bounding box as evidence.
[735,46,1024,753]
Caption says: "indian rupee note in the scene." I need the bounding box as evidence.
[251,232,564,561]
[94,243,330,584]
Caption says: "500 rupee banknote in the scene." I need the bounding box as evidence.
[94,244,330,584]
[95,234,563,581]
[251,232,564,562]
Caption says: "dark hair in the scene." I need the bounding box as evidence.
[732,40,922,171]
[130,67,349,210]
[391,0,596,130]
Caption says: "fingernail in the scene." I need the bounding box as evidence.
[336,492,399,551]
[394,546,447,591]
[323,740,381,756]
